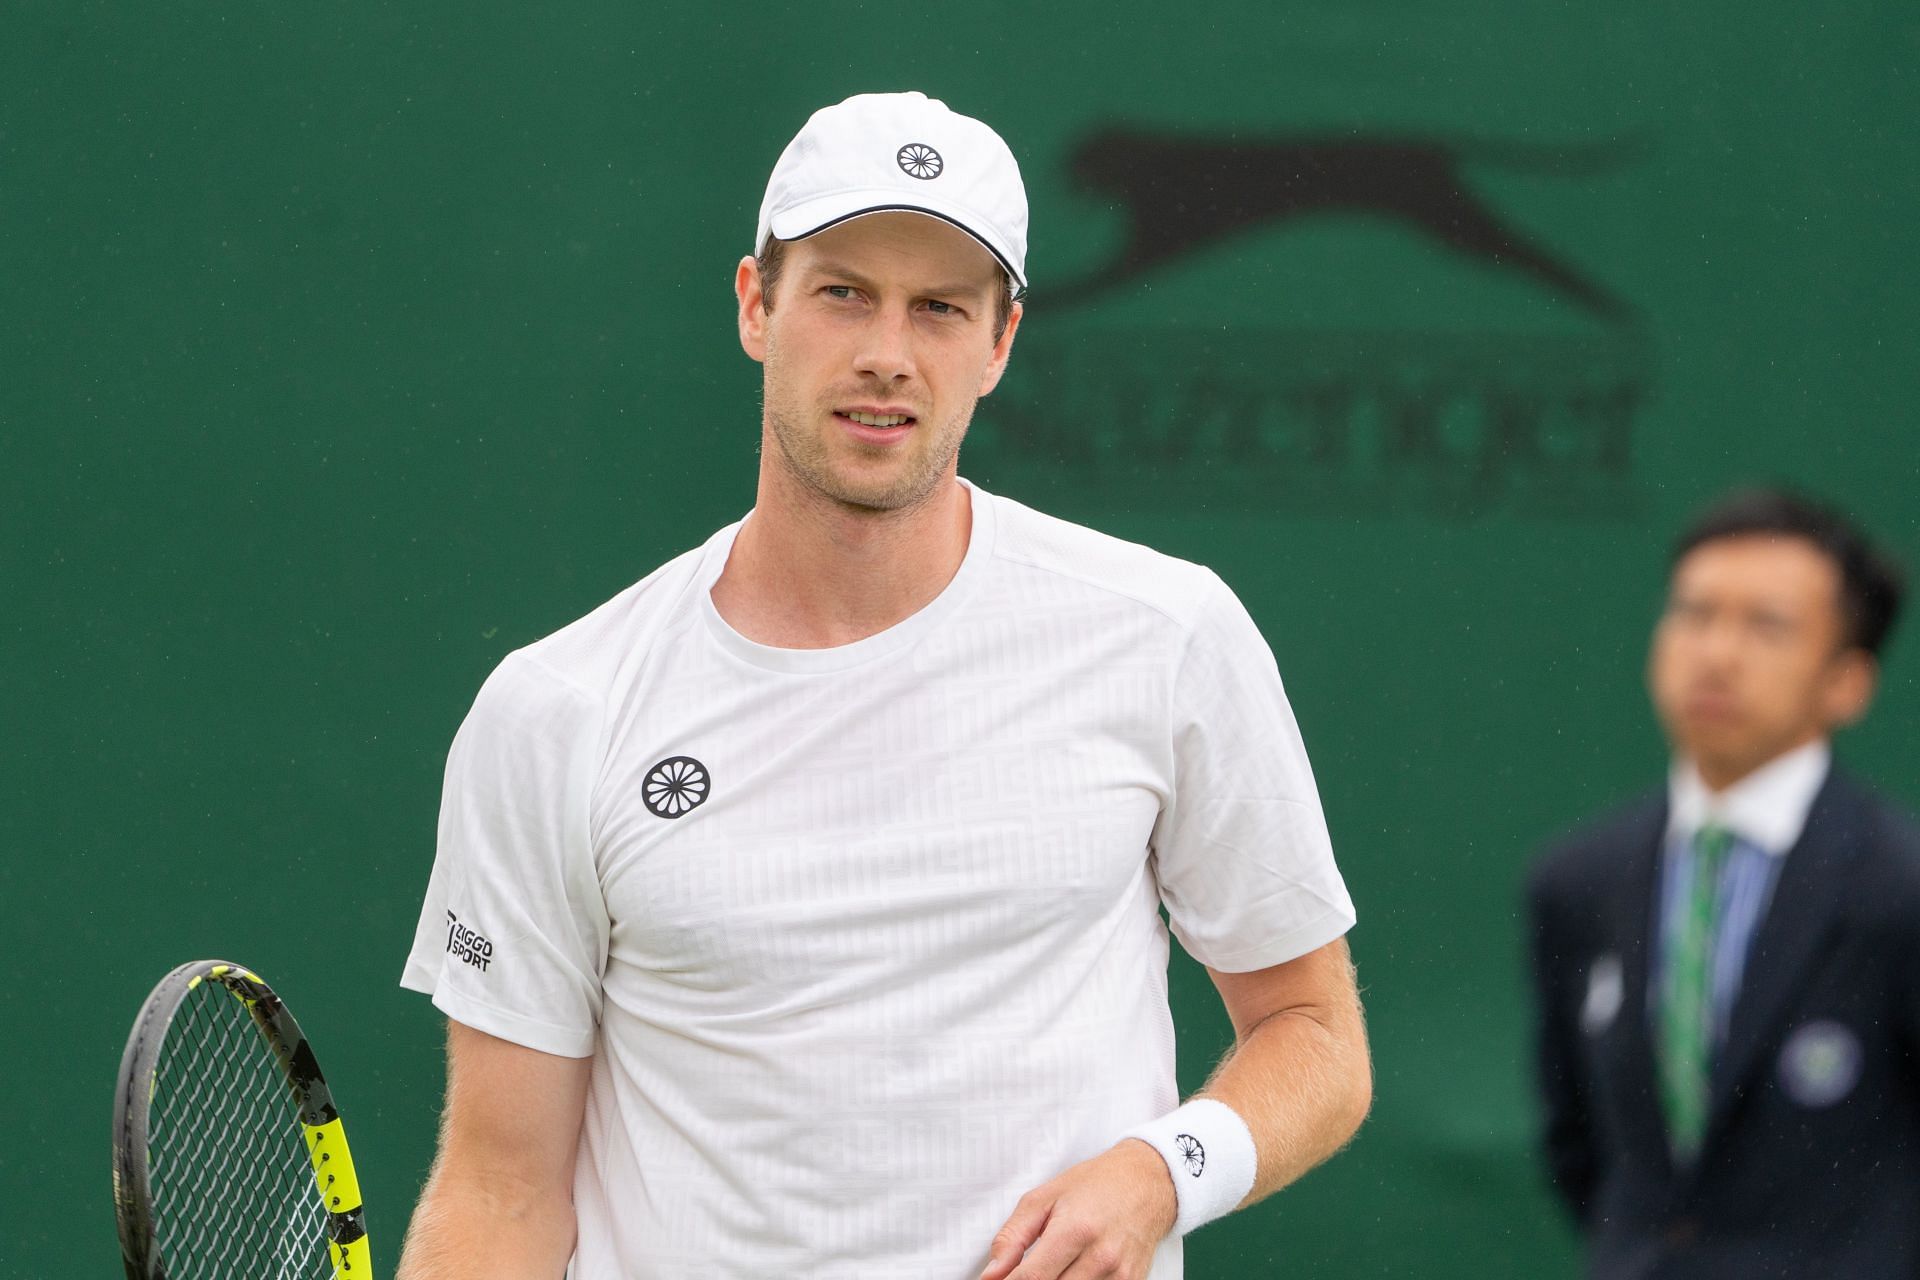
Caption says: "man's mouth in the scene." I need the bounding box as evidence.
[841,410,915,428]
[1682,689,1740,720]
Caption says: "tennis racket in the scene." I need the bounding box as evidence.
[112,959,371,1279]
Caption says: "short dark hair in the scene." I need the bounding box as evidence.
[755,236,1017,342]
[1672,487,1906,657]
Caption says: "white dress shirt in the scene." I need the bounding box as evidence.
[1666,738,1832,857]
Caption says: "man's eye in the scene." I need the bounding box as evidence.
[926,300,955,315]
[826,286,854,299]
[1666,600,1710,626]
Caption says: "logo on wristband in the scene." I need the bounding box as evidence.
[1175,1133,1206,1176]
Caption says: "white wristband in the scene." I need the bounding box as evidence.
[1122,1098,1258,1236]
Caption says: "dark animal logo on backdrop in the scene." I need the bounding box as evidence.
[971,127,1653,520]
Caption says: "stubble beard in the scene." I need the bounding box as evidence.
[762,377,974,515]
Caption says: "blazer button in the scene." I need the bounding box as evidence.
[1663,1218,1700,1247]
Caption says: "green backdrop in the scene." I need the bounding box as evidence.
[6,2,1915,1276]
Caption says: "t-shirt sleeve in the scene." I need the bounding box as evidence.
[399,650,609,1058]
[1150,573,1355,973]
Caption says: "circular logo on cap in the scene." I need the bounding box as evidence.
[897,143,943,180]
[643,756,710,819]
[1777,1020,1862,1109]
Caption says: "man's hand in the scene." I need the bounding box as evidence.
[975,938,1370,1280]
[978,1139,1177,1280]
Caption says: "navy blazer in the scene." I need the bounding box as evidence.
[1526,768,1920,1279]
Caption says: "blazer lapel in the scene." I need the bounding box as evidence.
[1704,772,1861,1144]
[1608,799,1674,1176]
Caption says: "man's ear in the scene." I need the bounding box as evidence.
[976,300,1022,398]
[736,255,768,363]
[1822,649,1878,730]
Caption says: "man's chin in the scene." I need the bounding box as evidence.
[815,469,945,514]
[1683,737,1809,789]
[812,451,963,512]
[1668,710,1751,755]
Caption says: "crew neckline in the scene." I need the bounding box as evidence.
[697,478,996,674]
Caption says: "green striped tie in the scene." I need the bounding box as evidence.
[1659,822,1734,1159]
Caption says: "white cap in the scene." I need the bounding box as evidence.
[755,91,1028,293]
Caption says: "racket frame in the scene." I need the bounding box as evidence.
[112,958,371,1280]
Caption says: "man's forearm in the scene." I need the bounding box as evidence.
[395,1167,577,1280]
[1200,973,1372,1204]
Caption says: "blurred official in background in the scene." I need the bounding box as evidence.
[1525,489,1918,1279]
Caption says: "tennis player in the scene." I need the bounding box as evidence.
[397,91,1370,1280]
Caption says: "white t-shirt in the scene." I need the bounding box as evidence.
[402,480,1355,1279]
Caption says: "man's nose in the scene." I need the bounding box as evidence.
[855,306,916,382]
[1696,615,1746,669]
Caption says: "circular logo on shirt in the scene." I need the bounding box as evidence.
[643,756,710,819]
[897,143,943,180]
[1174,1133,1206,1177]
[1777,1020,1863,1109]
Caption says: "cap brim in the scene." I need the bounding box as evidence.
[768,190,1026,291]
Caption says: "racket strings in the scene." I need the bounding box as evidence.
[146,981,340,1279]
